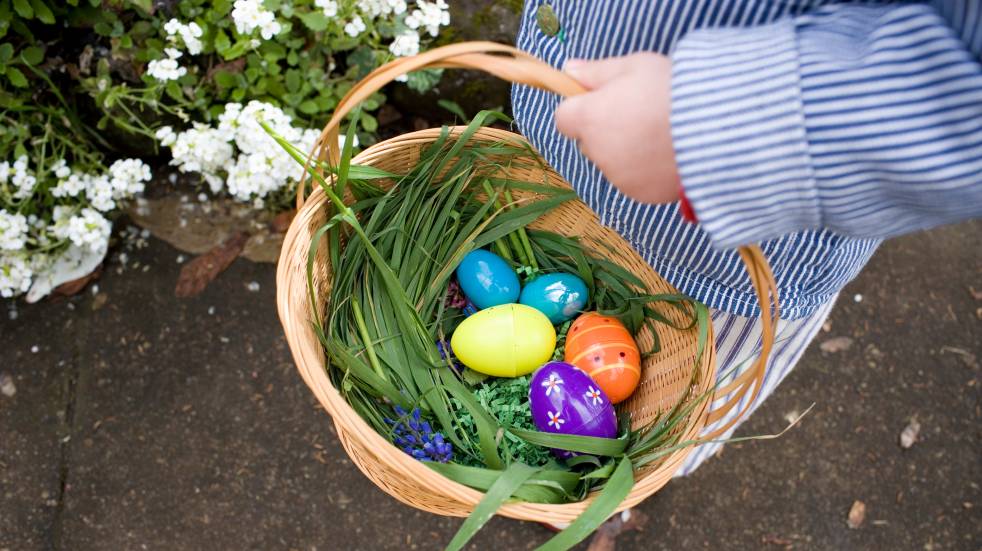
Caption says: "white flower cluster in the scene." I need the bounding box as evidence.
[358,0,407,17]
[339,0,449,55]
[389,30,421,57]
[344,15,367,37]
[164,18,204,55]
[0,210,28,251]
[314,0,339,17]
[159,101,324,202]
[0,253,32,298]
[158,123,232,193]
[232,0,282,40]
[49,206,112,253]
[51,158,151,212]
[405,0,450,37]
[0,205,112,302]
[148,19,204,82]
[1,154,148,299]
[0,156,38,200]
[147,47,187,81]
[344,0,447,44]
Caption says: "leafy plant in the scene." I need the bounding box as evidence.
[0,0,451,299]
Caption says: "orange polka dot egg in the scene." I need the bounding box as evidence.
[563,312,641,404]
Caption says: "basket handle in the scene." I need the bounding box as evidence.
[306,41,780,442]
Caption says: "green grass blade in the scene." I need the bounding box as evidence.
[507,428,628,457]
[535,457,634,551]
[446,463,539,551]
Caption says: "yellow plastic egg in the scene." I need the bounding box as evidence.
[450,304,557,377]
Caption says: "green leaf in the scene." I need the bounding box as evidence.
[346,46,375,78]
[21,45,43,65]
[508,428,628,456]
[6,66,27,87]
[165,81,183,101]
[359,112,378,133]
[213,70,237,89]
[214,29,231,54]
[0,44,13,63]
[286,49,298,66]
[222,39,251,60]
[297,99,318,115]
[29,0,53,23]
[343,165,402,180]
[446,463,539,551]
[406,68,443,93]
[124,0,152,15]
[438,99,469,122]
[211,0,231,16]
[260,41,286,59]
[93,21,113,36]
[12,0,32,19]
[297,11,329,31]
[285,68,301,93]
[10,19,33,42]
[536,457,635,551]
[129,21,153,40]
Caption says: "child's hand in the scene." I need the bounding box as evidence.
[555,54,681,204]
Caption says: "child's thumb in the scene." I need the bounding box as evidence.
[564,56,634,90]
[554,95,588,141]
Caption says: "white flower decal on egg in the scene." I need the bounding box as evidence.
[584,386,603,406]
[547,411,565,429]
[541,373,564,396]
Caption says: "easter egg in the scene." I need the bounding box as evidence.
[519,272,589,324]
[462,301,478,317]
[455,249,520,310]
[450,304,556,377]
[529,362,617,459]
[564,312,641,404]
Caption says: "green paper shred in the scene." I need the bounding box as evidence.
[451,376,554,468]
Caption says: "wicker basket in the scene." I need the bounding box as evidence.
[276,43,779,525]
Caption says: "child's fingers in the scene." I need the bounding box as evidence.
[564,56,638,90]
[554,95,590,141]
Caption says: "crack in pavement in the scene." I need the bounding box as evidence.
[47,308,84,551]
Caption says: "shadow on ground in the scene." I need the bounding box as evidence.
[2,221,980,550]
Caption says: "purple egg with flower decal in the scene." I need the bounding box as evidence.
[529,361,617,459]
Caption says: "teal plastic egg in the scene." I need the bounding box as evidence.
[450,304,556,377]
[519,272,589,324]
[455,249,520,310]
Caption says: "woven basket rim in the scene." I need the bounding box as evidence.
[276,126,718,521]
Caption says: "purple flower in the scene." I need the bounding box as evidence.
[385,406,453,463]
[444,279,468,309]
[437,340,463,370]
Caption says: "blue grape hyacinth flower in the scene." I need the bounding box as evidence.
[385,406,453,463]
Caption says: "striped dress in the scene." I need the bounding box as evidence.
[511,0,982,474]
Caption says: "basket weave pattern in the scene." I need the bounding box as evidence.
[277,126,718,522]
[277,43,777,524]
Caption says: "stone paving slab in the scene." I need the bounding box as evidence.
[1,220,979,550]
[1,297,80,550]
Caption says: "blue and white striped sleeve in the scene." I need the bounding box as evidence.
[669,3,982,250]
